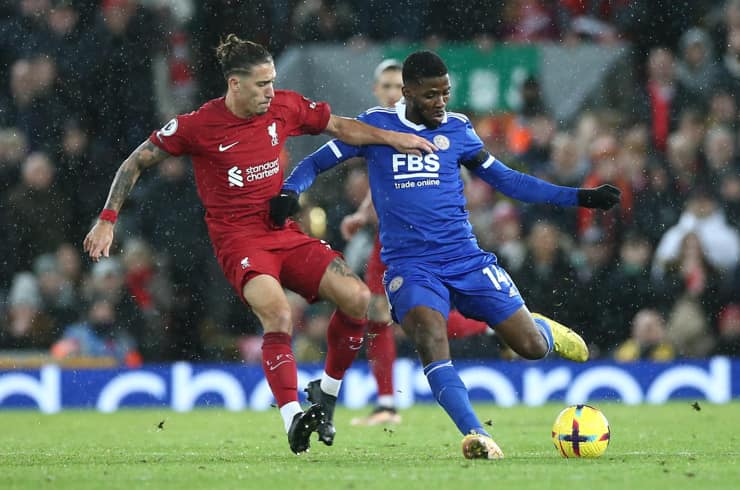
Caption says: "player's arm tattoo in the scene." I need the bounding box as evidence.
[103,140,171,212]
[327,257,361,280]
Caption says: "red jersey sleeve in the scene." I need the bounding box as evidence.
[281,90,331,136]
[148,113,196,156]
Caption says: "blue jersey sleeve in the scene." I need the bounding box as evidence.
[472,155,579,206]
[458,119,485,162]
[283,139,364,193]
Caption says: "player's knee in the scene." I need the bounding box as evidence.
[517,333,548,360]
[368,294,392,323]
[338,281,371,319]
[255,306,293,334]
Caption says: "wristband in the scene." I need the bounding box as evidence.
[99,209,118,224]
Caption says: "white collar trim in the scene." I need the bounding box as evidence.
[395,99,447,130]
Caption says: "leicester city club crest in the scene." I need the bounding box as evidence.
[433,134,450,150]
[388,276,404,292]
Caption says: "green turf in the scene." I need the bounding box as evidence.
[1,402,738,490]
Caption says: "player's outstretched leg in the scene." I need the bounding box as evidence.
[531,313,589,362]
[287,403,325,454]
[305,379,337,445]
[461,431,504,460]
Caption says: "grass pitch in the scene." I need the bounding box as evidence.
[1,402,738,490]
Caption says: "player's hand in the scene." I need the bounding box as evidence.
[387,132,437,156]
[340,212,367,240]
[577,184,621,210]
[269,190,300,228]
[83,221,115,262]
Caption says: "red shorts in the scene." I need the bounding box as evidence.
[211,219,340,303]
[365,234,386,295]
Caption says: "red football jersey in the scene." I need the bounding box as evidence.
[149,90,330,233]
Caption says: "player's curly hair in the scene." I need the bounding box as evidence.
[215,34,273,79]
[402,51,448,85]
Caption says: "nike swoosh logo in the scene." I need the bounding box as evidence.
[268,359,291,371]
[219,141,239,152]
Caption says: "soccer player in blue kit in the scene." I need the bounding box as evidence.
[270,51,621,459]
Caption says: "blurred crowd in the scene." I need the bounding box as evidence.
[0,0,738,366]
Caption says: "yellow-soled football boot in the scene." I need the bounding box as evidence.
[532,313,589,362]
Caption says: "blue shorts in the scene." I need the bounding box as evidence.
[383,251,524,327]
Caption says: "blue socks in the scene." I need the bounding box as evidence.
[533,317,554,354]
[424,360,489,437]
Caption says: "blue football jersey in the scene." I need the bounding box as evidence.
[338,103,484,265]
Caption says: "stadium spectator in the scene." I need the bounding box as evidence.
[605,231,658,343]
[653,189,740,277]
[138,155,211,359]
[661,233,723,357]
[3,152,72,274]
[0,128,28,193]
[2,272,54,349]
[676,27,721,100]
[50,297,142,366]
[702,126,737,190]
[577,133,633,240]
[632,162,681,246]
[84,257,144,328]
[505,0,558,42]
[572,226,617,354]
[705,90,738,131]
[55,119,112,240]
[523,132,584,232]
[44,1,95,112]
[516,221,577,329]
[3,57,67,152]
[33,252,80,329]
[464,176,497,251]
[613,308,675,361]
[423,0,503,43]
[638,47,693,154]
[539,132,588,187]
[719,172,740,228]
[555,0,626,44]
[0,0,52,67]
[87,0,160,155]
[663,131,700,201]
[121,238,172,358]
[293,0,355,43]
[488,201,527,274]
[718,26,740,97]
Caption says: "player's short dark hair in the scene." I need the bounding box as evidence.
[215,34,273,79]
[402,51,448,85]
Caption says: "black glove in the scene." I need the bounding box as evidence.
[577,184,621,210]
[269,190,300,228]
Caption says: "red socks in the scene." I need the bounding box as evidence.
[261,332,298,407]
[447,310,489,338]
[367,321,396,397]
[324,310,366,379]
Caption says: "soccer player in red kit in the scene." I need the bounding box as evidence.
[307,60,490,430]
[83,34,435,455]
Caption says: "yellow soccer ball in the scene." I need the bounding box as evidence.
[551,405,610,458]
